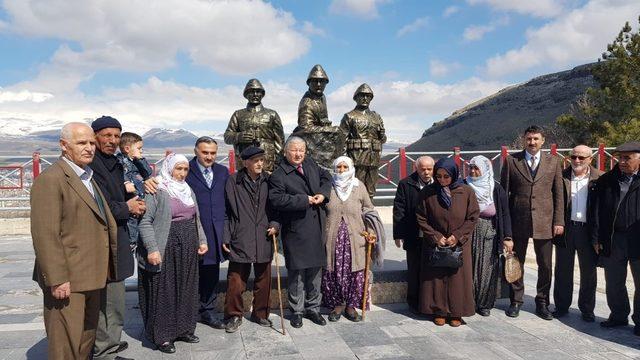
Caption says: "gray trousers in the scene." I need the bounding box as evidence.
[553,223,598,314]
[287,267,322,315]
[93,280,125,358]
[603,231,640,324]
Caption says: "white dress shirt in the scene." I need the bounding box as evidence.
[62,156,95,198]
[570,169,589,222]
[524,150,540,171]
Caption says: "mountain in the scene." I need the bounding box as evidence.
[407,63,598,152]
[141,128,199,148]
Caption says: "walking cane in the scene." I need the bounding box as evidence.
[360,231,374,321]
[272,233,286,335]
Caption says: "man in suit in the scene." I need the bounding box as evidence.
[89,116,145,359]
[500,125,564,320]
[269,136,332,328]
[553,145,602,321]
[186,136,229,329]
[31,122,118,359]
[393,156,435,313]
[590,142,640,335]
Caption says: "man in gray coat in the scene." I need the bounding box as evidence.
[222,146,279,333]
[269,136,332,328]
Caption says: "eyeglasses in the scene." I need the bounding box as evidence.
[435,174,451,179]
[570,155,590,160]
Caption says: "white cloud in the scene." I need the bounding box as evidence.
[1,0,310,81]
[429,59,463,78]
[397,17,429,37]
[443,6,461,17]
[484,0,640,78]
[463,16,509,41]
[302,21,326,37]
[0,88,53,103]
[329,0,390,20]
[466,0,568,18]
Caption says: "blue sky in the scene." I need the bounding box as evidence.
[0,0,638,143]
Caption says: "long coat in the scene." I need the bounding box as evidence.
[554,166,602,247]
[31,159,119,292]
[393,172,427,251]
[185,158,228,265]
[223,169,280,264]
[324,180,374,272]
[89,150,135,281]
[416,184,480,317]
[269,157,332,270]
[500,150,564,240]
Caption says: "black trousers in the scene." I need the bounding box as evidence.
[510,237,553,306]
[405,241,422,311]
[553,223,598,314]
[603,231,640,324]
[198,262,220,318]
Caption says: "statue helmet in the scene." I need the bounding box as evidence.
[353,83,374,100]
[243,78,265,97]
[306,64,329,85]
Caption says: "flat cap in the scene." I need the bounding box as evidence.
[614,141,640,153]
[91,116,122,133]
[240,146,265,160]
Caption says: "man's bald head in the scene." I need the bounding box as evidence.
[415,156,435,183]
[570,144,593,175]
[60,122,92,141]
[60,122,96,168]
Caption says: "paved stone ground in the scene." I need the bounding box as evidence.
[2,209,640,359]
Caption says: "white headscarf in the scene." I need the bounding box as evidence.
[465,155,494,211]
[158,153,194,207]
[332,156,359,201]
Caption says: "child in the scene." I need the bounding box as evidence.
[117,132,153,249]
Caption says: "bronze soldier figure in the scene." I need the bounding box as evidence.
[340,83,387,198]
[224,79,285,172]
[292,64,344,168]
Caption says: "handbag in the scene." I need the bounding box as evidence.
[502,252,522,284]
[426,245,463,268]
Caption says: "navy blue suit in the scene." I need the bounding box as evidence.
[186,157,229,318]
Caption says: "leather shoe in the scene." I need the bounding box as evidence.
[600,318,628,328]
[158,342,176,354]
[536,305,553,321]
[176,334,200,343]
[304,311,327,326]
[328,311,341,322]
[433,317,446,326]
[505,303,521,318]
[343,309,362,322]
[225,316,243,333]
[552,309,569,318]
[200,313,226,329]
[581,313,595,322]
[449,317,463,327]
[290,314,303,328]
[477,308,490,317]
[250,315,273,327]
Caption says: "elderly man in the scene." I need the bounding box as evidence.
[90,116,144,359]
[393,156,435,313]
[222,146,280,333]
[553,145,602,321]
[500,125,564,320]
[31,122,118,359]
[590,141,640,335]
[269,136,332,328]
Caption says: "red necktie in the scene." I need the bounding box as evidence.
[297,164,304,176]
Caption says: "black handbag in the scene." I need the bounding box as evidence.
[426,245,463,268]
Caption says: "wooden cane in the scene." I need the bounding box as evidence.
[272,234,286,335]
[360,231,374,321]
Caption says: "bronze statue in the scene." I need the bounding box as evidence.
[224,79,285,172]
[292,64,345,168]
[340,83,387,198]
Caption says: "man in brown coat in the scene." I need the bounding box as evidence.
[31,122,118,360]
[500,125,564,320]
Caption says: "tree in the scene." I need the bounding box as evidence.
[557,17,640,146]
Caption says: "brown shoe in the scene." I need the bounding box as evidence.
[449,318,462,327]
[434,317,446,326]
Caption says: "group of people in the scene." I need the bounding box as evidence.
[393,125,640,334]
[30,114,384,359]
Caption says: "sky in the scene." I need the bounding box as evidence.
[0,0,639,143]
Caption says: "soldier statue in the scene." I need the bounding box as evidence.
[340,83,387,198]
[292,64,345,169]
[224,78,285,172]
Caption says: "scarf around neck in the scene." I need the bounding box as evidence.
[158,153,194,207]
[465,155,495,211]
[332,156,359,201]
[434,157,463,209]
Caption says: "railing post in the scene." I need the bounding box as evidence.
[229,149,236,174]
[598,143,606,171]
[550,143,558,156]
[32,152,40,179]
[399,147,407,180]
[453,147,461,167]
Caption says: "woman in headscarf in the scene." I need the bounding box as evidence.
[416,157,480,327]
[321,156,376,322]
[138,153,208,354]
[465,155,513,316]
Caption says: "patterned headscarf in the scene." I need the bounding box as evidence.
[332,156,359,201]
[158,153,194,206]
[434,157,463,209]
[466,155,495,211]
